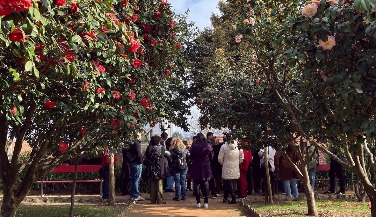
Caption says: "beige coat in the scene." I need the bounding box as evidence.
[218,141,244,180]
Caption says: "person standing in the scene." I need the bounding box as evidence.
[238,148,252,198]
[218,139,244,204]
[274,146,300,200]
[144,135,167,204]
[307,141,318,191]
[258,146,277,195]
[170,138,190,201]
[324,147,346,195]
[250,148,262,194]
[190,133,213,208]
[121,145,130,196]
[127,132,145,201]
[100,146,117,202]
[210,136,223,198]
[206,132,217,199]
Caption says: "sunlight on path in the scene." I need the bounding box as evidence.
[126,192,246,217]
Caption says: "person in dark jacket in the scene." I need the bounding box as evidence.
[190,133,213,208]
[169,138,190,201]
[324,147,346,195]
[128,132,145,201]
[210,136,223,198]
[144,135,167,204]
[121,146,130,196]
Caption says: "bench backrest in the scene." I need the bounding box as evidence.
[52,165,102,173]
[316,163,330,171]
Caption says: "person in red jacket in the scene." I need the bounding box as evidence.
[238,148,253,198]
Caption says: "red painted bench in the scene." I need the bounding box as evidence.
[37,165,103,196]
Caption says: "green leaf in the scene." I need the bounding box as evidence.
[71,35,82,43]
[25,61,33,72]
[33,65,40,78]
[10,68,20,82]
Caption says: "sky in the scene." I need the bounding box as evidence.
[169,0,221,31]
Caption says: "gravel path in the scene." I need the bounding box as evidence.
[126,191,247,217]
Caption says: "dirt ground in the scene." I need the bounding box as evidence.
[125,191,247,217]
[16,190,247,217]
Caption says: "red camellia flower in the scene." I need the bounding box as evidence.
[143,24,152,33]
[140,98,150,107]
[83,81,90,90]
[150,40,157,46]
[97,65,106,73]
[175,42,182,49]
[151,121,157,127]
[169,21,174,29]
[131,14,138,22]
[131,59,142,69]
[161,0,167,7]
[80,127,86,136]
[0,0,32,16]
[129,39,141,53]
[129,76,135,83]
[163,70,171,76]
[44,100,57,109]
[112,90,121,99]
[64,53,75,62]
[8,29,25,42]
[128,91,136,100]
[110,119,120,127]
[70,2,78,12]
[59,141,68,152]
[55,0,66,7]
[133,112,140,120]
[153,10,160,19]
[96,87,105,94]
[130,123,135,129]
[12,106,17,115]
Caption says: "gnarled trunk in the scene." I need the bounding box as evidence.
[301,165,318,217]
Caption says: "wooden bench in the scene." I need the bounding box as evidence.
[314,164,330,189]
[37,165,103,196]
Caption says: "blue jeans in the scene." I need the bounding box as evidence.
[101,166,109,199]
[308,168,316,191]
[129,163,142,199]
[172,169,187,199]
[282,179,299,197]
[166,175,174,190]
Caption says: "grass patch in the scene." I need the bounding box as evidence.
[16,204,125,217]
[247,200,371,217]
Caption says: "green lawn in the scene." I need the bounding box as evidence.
[245,200,371,217]
[16,204,125,217]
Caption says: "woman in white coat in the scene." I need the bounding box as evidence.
[218,139,244,204]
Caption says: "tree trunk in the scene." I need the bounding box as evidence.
[1,183,21,217]
[69,158,79,217]
[301,166,318,216]
[264,147,273,204]
[109,154,116,205]
[370,195,376,217]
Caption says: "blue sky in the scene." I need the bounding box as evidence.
[169,0,221,30]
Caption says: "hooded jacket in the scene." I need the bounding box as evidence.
[218,141,244,180]
[170,147,189,171]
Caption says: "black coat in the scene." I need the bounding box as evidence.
[128,139,143,164]
[144,144,167,179]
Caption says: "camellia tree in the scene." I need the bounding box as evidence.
[0,0,193,216]
[190,0,321,213]
[192,0,376,216]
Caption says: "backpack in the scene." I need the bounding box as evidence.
[175,150,187,171]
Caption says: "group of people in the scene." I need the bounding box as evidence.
[100,132,347,206]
